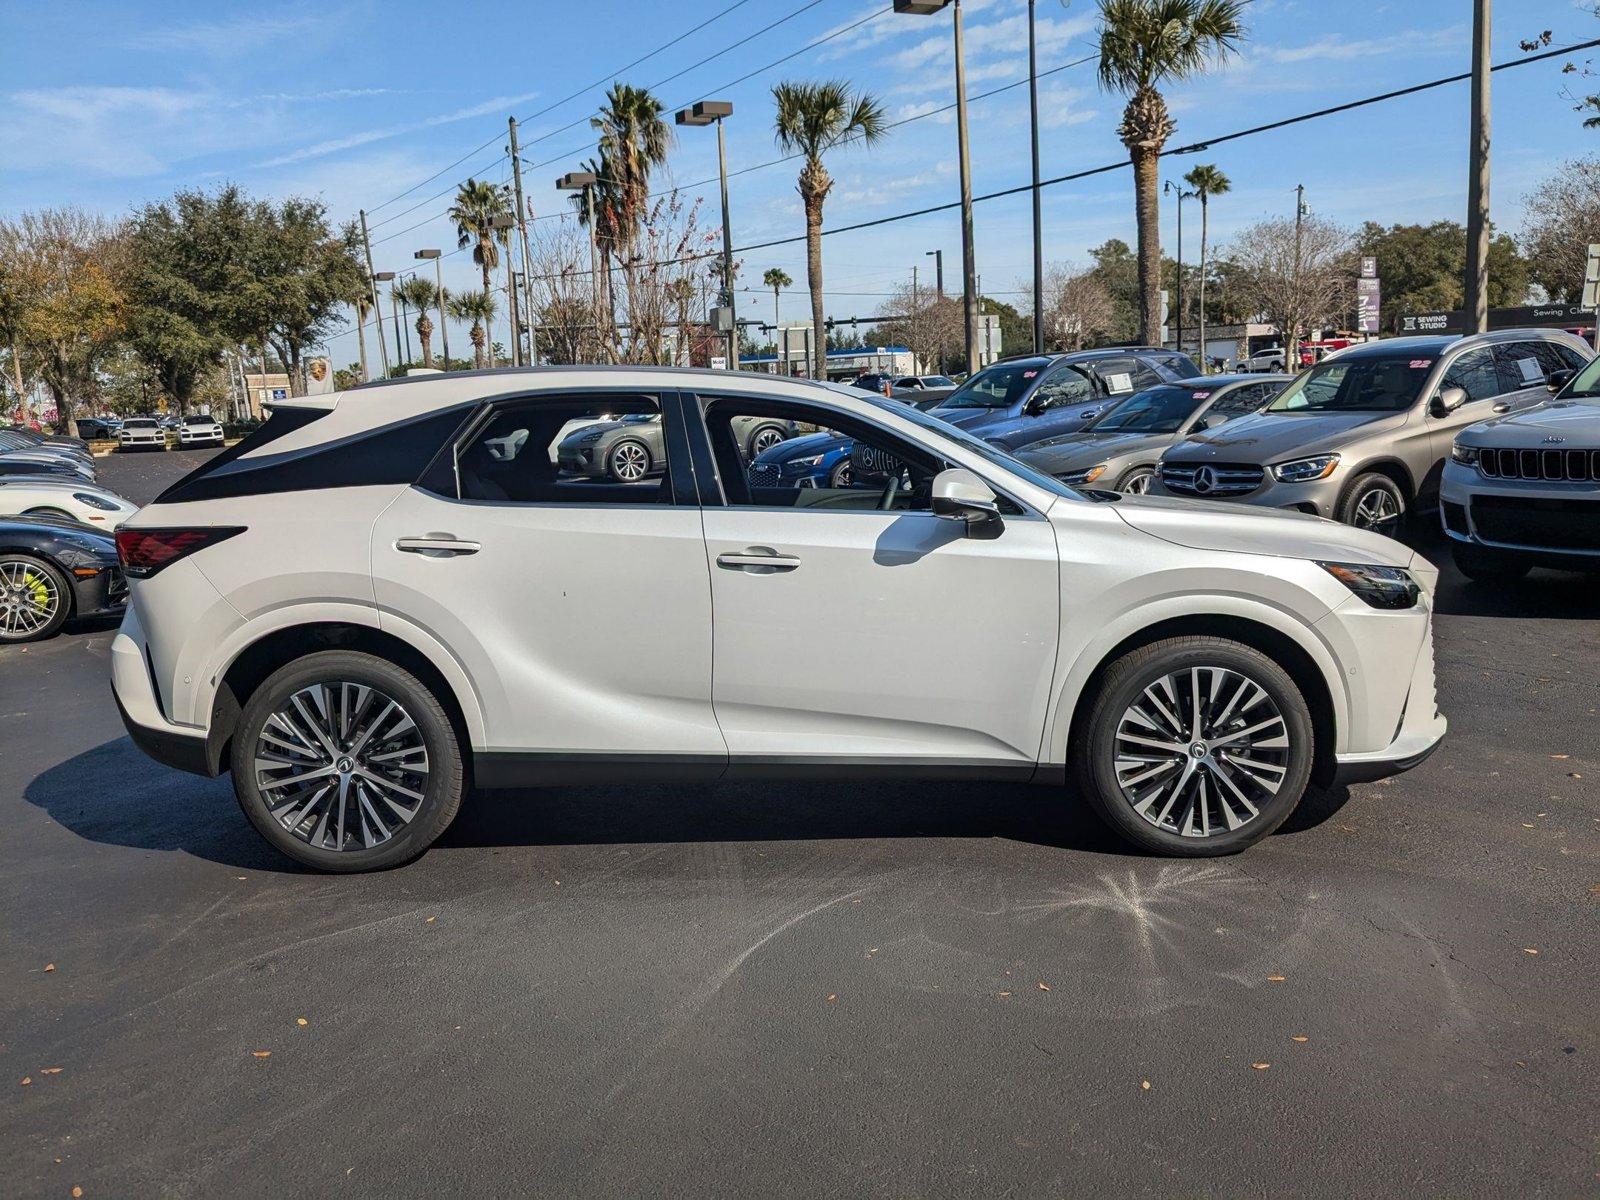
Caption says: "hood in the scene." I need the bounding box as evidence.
[926,406,1002,430]
[756,430,847,464]
[1018,430,1172,473]
[1164,409,1403,464]
[1457,399,1600,446]
[558,418,641,448]
[1110,492,1415,569]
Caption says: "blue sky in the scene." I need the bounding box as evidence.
[3,0,1597,362]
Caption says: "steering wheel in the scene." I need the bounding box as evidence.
[878,473,901,511]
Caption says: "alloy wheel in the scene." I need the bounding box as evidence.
[0,558,61,640]
[751,427,786,456]
[1120,470,1154,495]
[253,682,430,853]
[1352,486,1402,533]
[611,441,649,481]
[1112,666,1292,838]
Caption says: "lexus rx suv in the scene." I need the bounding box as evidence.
[926,348,1203,453]
[1442,355,1600,579]
[1153,330,1592,534]
[112,367,1445,871]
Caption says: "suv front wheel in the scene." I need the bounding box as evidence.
[231,650,464,872]
[1339,472,1407,535]
[1073,637,1315,856]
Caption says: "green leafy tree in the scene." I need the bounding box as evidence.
[395,276,439,367]
[761,266,792,361]
[449,178,513,299]
[446,288,498,368]
[1086,238,1140,341]
[1357,220,1529,327]
[772,80,887,377]
[1097,0,1246,345]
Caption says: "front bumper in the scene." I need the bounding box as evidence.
[1440,459,1600,565]
[1152,468,1343,518]
[71,564,128,619]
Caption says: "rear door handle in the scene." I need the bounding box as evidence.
[396,535,481,557]
[716,548,800,573]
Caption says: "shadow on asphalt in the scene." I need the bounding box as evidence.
[1401,521,1600,621]
[26,739,1356,870]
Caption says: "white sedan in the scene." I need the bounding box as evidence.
[0,479,139,526]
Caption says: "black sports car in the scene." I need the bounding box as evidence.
[0,514,126,643]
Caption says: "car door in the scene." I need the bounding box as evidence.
[687,391,1060,770]
[369,390,726,773]
[1423,345,1504,492]
[1008,363,1101,448]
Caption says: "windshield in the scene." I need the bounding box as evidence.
[923,376,955,387]
[1088,385,1210,434]
[936,359,1050,409]
[1267,356,1432,413]
[125,419,157,428]
[1558,354,1600,403]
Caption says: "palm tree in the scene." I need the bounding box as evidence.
[447,289,498,369]
[762,267,792,372]
[772,80,886,378]
[1097,0,1246,346]
[1182,163,1231,370]
[448,178,513,299]
[395,276,438,368]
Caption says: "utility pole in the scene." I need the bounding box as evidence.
[1293,184,1307,369]
[509,118,539,363]
[1027,0,1044,354]
[952,0,979,375]
[1464,0,1492,334]
[358,210,390,376]
[912,265,920,373]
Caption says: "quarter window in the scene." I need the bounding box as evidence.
[442,395,673,504]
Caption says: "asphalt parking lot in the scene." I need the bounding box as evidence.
[4,447,1596,1197]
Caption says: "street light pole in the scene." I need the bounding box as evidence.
[508,117,540,364]
[358,210,390,376]
[896,1,977,374]
[557,170,603,362]
[491,213,520,366]
[1165,181,1192,352]
[1464,0,1492,334]
[415,250,448,368]
[676,100,738,370]
[1027,0,1044,354]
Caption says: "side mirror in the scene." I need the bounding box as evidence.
[1024,394,1050,415]
[931,468,1003,539]
[1547,368,1576,394]
[1429,385,1468,418]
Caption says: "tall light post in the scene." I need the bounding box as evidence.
[372,270,397,378]
[924,249,944,296]
[490,213,521,365]
[1027,0,1045,354]
[897,0,978,375]
[414,249,449,368]
[677,100,738,370]
[557,170,603,361]
[1164,181,1194,352]
[359,211,390,376]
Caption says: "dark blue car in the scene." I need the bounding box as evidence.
[747,430,855,489]
[926,347,1202,453]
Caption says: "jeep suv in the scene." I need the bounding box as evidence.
[112,367,1444,871]
[1152,330,1592,534]
[927,348,1202,453]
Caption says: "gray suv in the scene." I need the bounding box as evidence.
[1152,330,1593,534]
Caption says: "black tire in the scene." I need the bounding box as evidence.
[1072,636,1315,857]
[747,424,787,459]
[1452,542,1531,583]
[828,459,854,488]
[1338,472,1407,535]
[0,553,72,643]
[230,650,464,872]
[1116,465,1156,495]
[606,438,652,483]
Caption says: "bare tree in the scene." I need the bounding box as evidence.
[528,219,605,365]
[1521,156,1600,303]
[872,283,963,374]
[1030,264,1120,351]
[1226,215,1354,368]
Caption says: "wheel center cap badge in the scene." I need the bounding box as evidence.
[337,757,355,773]
[1190,743,1208,759]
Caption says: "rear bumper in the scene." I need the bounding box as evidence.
[110,609,221,777]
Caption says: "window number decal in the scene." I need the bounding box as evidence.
[1408,359,1433,369]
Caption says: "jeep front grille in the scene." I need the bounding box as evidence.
[1477,446,1600,482]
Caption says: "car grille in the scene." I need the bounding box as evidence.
[747,462,782,488]
[1159,462,1266,497]
[1477,447,1600,482]
[1470,496,1600,551]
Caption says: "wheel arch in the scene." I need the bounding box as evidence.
[208,620,481,781]
[1050,606,1346,789]
[1342,457,1416,505]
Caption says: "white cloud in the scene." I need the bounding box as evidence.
[129,11,334,55]
[256,91,540,169]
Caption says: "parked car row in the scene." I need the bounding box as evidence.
[112,413,226,450]
[0,424,141,549]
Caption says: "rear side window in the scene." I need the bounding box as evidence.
[1496,340,1581,390]
[157,404,472,504]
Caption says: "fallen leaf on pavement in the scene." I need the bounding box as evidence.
[1251,1062,1271,1071]
[19,1076,30,1086]
[1267,975,1286,983]
[425,916,436,924]
[296,1018,308,1027]
[72,1188,83,1198]
[826,994,837,1003]
[1037,982,1051,991]
[997,991,1012,997]
[1551,754,1570,760]
[40,1067,61,1075]
[251,1051,270,1059]
[42,963,54,973]
[1290,1036,1309,1044]
[1524,948,1539,955]
[1141,1080,1151,1091]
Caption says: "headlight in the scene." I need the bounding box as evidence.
[1316,561,1421,610]
[578,430,604,444]
[73,492,121,511]
[788,454,826,469]
[1451,442,1479,466]
[1272,453,1341,483]
[1062,463,1108,485]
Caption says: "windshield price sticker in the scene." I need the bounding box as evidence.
[1106,372,1134,393]
[1408,359,1433,369]
[1515,357,1543,384]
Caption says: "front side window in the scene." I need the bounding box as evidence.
[937,358,1051,409]
[1267,355,1434,413]
[1440,347,1501,403]
[1210,383,1272,417]
[447,395,671,504]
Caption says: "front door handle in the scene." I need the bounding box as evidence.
[396,535,481,557]
[716,548,800,573]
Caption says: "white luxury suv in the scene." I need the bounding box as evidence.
[112,368,1445,871]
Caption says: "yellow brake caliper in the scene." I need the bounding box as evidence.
[24,569,51,613]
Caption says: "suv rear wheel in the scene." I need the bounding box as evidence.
[1073,636,1315,856]
[231,650,464,872]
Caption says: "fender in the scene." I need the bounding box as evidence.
[1040,592,1353,765]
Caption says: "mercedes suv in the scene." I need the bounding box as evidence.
[112,367,1444,871]
[1152,330,1592,534]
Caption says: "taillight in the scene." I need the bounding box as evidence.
[115,527,245,578]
